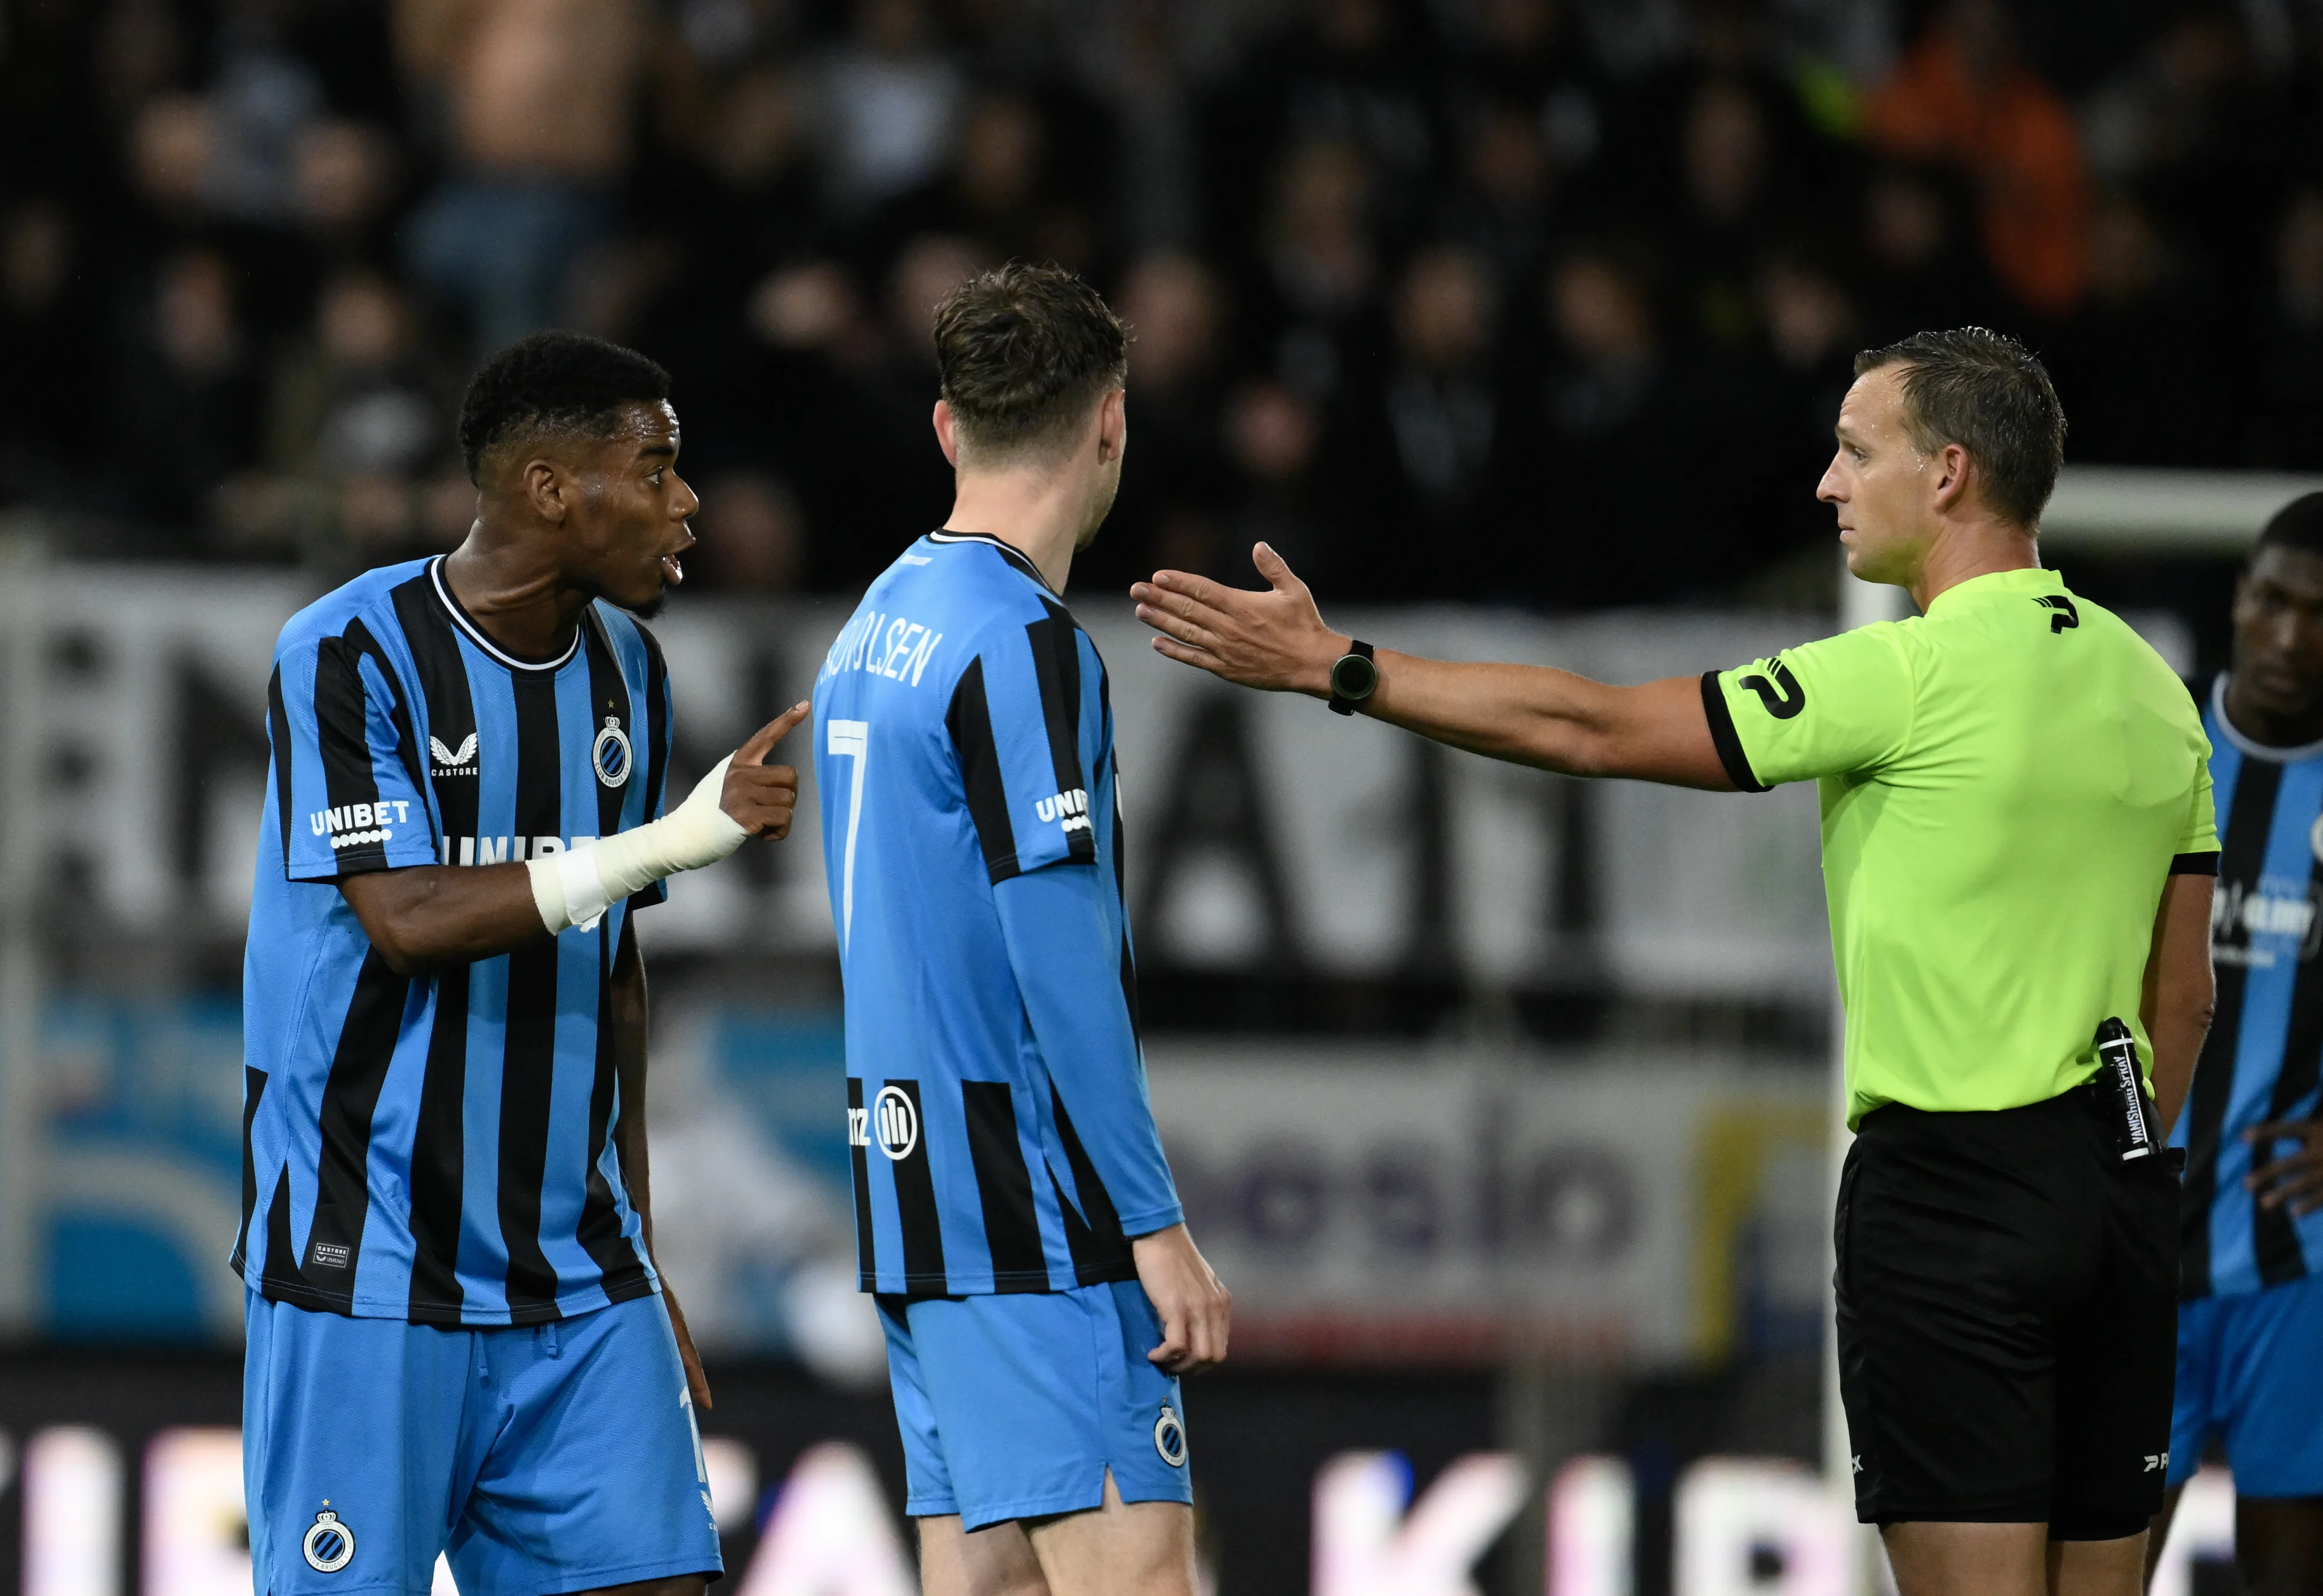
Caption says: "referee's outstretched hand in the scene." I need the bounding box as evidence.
[1132,1223,1232,1375]
[1133,543,1342,698]
[720,702,810,840]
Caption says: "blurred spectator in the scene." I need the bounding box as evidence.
[1753,247,1859,548]
[1531,246,1694,606]
[1864,0,2089,319]
[96,0,188,121]
[1091,252,1232,591]
[2051,193,2225,466]
[690,471,809,592]
[2079,4,2277,324]
[283,272,440,484]
[879,90,1097,271]
[201,0,329,225]
[1445,0,1603,170]
[219,270,453,565]
[1432,0,1602,277]
[110,248,263,536]
[0,198,102,497]
[2249,189,2323,469]
[4,0,2319,602]
[1376,246,1501,544]
[1256,140,1380,402]
[2082,7,2248,192]
[671,0,796,76]
[290,120,400,255]
[1436,97,1556,283]
[1059,0,1206,255]
[1206,0,1437,280]
[128,94,218,226]
[399,0,647,351]
[1222,380,1341,592]
[1757,252,1857,414]
[857,233,984,531]
[811,0,962,215]
[1856,162,1998,340]
[1669,77,1776,346]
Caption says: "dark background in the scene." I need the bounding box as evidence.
[1,0,2316,615]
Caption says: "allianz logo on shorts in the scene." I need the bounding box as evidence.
[849,1085,920,1161]
[302,1508,355,1573]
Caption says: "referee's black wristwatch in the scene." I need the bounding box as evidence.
[1327,639,1377,716]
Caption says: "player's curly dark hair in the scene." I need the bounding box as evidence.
[1855,327,2065,529]
[933,262,1128,465]
[2255,492,2323,564]
[456,330,672,484]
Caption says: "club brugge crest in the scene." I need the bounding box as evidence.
[1153,1404,1188,1467]
[302,1508,355,1572]
[592,716,633,788]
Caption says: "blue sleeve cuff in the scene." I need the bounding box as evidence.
[1116,1203,1185,1240]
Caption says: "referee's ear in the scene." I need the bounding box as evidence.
[1927,442,1977,515]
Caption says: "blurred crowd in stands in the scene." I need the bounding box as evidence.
[3,0,2323,605]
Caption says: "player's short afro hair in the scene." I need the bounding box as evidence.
[2255,492,2323,564]
[457,330,672,483]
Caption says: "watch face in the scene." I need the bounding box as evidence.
[1333,653,1377,699]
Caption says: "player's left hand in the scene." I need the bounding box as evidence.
[662,1281,714,1410]
[2246,1117,2323,1214]
[1131,1223,1232,1375]
[1132,543,1344,697]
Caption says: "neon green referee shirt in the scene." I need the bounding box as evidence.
[1702,566,2219,1128]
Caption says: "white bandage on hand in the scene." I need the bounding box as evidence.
[528,754,751,934]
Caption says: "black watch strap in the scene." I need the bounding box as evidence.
[1328,639,1377,716]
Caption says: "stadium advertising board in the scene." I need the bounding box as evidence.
[0,569,1833,992]
[0,1396,2243,1596]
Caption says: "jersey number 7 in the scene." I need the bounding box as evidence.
[826,719,871,950]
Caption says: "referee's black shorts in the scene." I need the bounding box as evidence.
[1835,1082,2177,1538]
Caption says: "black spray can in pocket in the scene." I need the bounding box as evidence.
[2095,1017,2159,1163]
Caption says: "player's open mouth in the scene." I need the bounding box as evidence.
[661,554,685,584]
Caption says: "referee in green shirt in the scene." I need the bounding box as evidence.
[1132,328,2220,1596]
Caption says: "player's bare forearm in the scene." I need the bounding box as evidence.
[1132,545,1734,788]
[2142,872,2215,1136]
[1131,1223,1230,1376]
[339,864,546,975]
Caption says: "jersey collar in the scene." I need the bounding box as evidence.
[925,530,1062,599]
[428,557,581,673]
[1921,563,2064,615]
[2209,673,2323,764]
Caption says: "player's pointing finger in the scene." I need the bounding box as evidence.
[737,701,811,764]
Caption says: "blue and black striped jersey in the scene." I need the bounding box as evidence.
[235,555,674,1324]
[812,531,1181,1297]
[2177,675,2323,1298]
